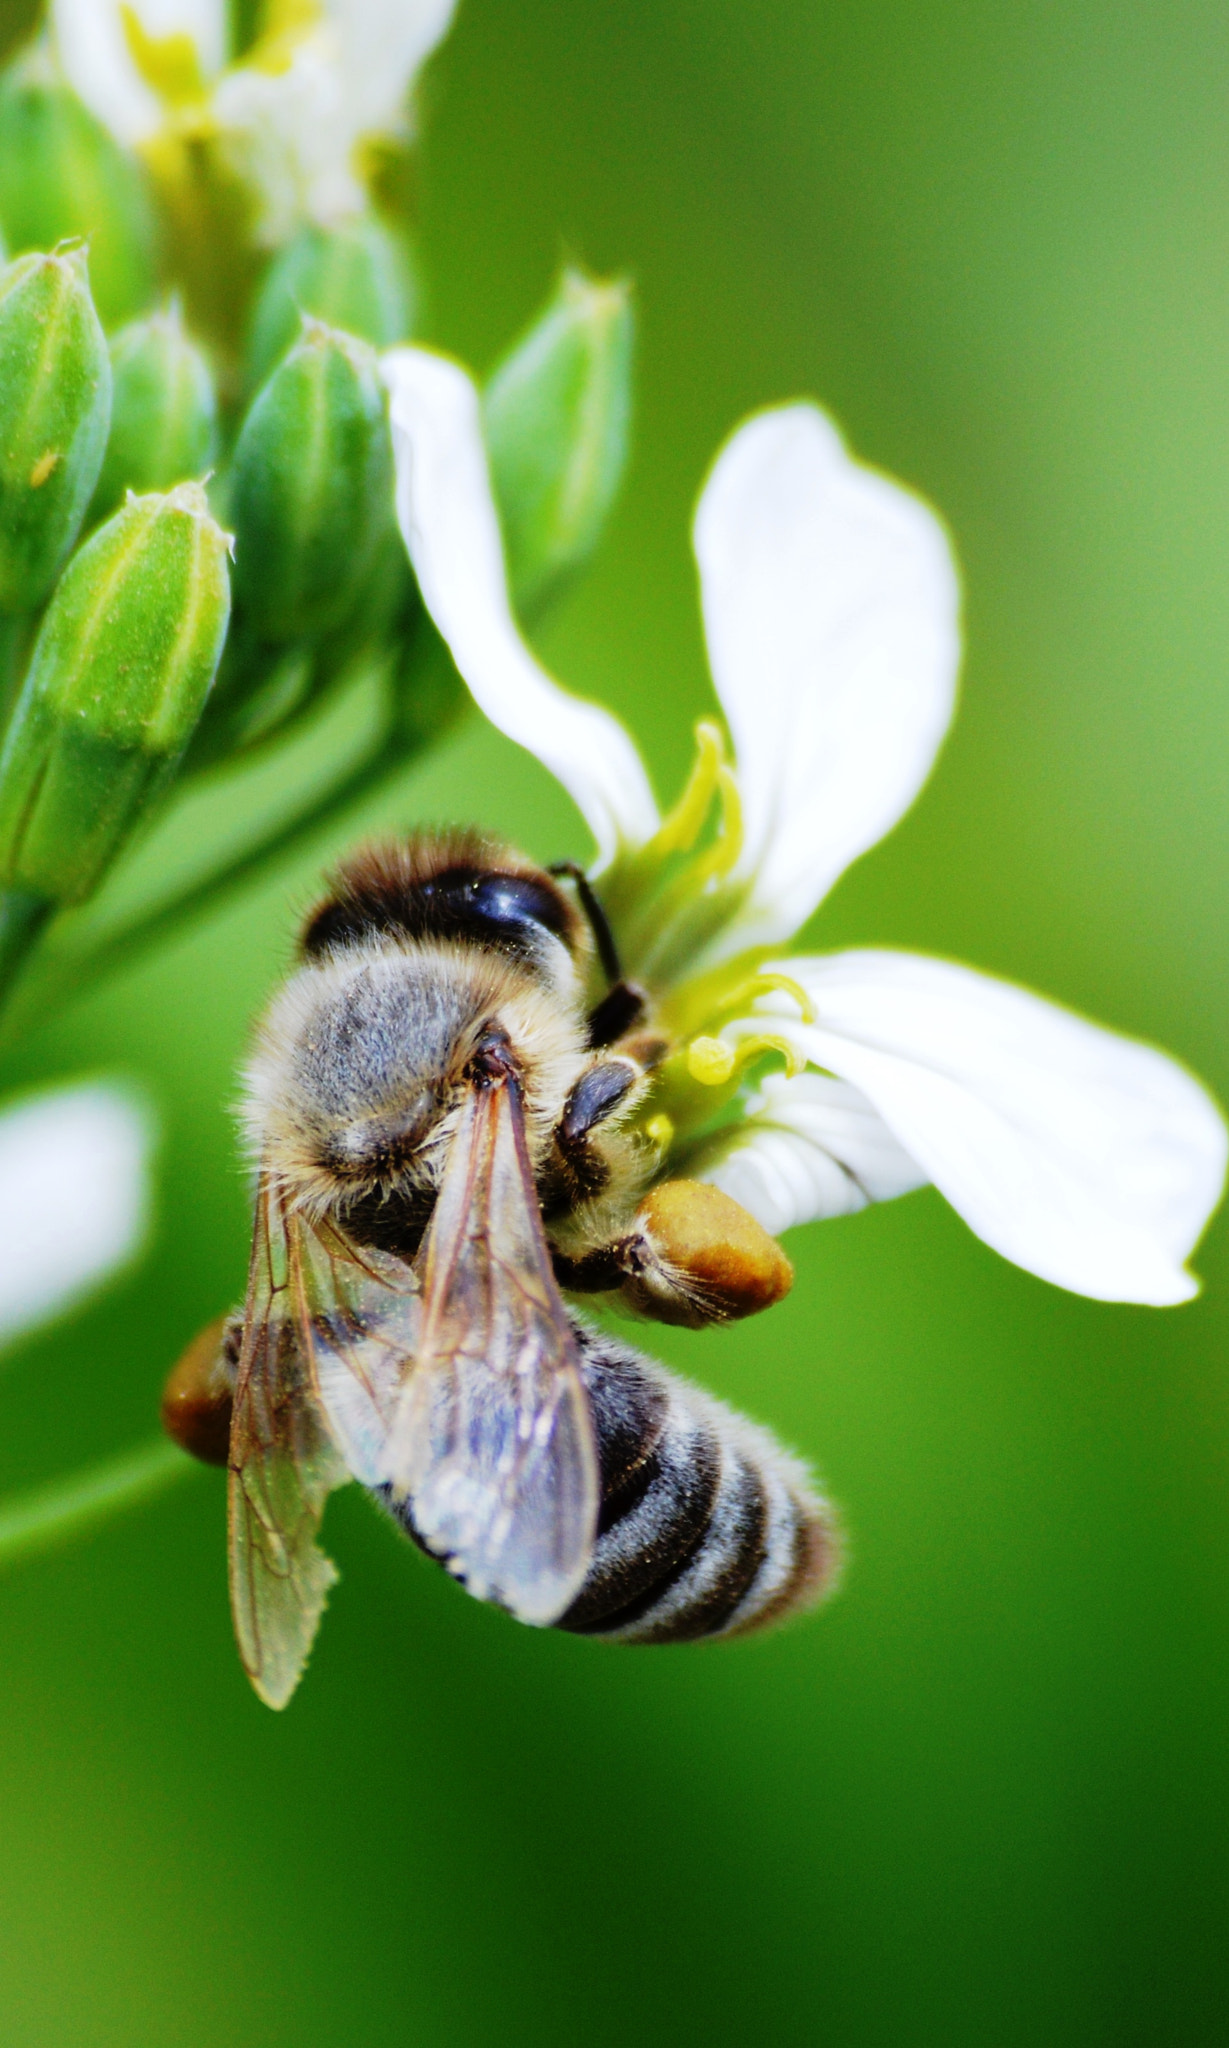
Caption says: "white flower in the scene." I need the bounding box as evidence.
[0,1081,153,1344]
[50,0,458,243]
[52,0,227,148]
[382,345,1227,1307]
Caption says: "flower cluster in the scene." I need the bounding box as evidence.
[52,0,456,249]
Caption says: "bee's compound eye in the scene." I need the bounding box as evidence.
[619,1181,794,1328]
[161,1313,239,1466]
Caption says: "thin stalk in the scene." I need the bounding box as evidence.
[0,611,33,736]
[55,634,463,1000]
[0,1436,197,1572]
[16,722,407,1030]
[0,886,53,997]
[80,728,405,981]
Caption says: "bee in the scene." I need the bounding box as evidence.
[163,830,840,1706]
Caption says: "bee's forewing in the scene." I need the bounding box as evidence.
[229,1188,424,1709]
[228,1180,350,1711]
[384,1071,600,1626]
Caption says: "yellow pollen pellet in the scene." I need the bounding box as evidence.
[687,1036,736,1086]
[644,1113,675,1148]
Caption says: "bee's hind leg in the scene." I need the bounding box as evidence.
[554,1180,795,1330]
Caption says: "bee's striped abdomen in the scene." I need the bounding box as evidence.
[557,1324,840,1643]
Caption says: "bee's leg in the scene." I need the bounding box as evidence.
[548,1055,644,1204]
[161,1312,241,1465]
[546,861,655,1051]
[554,1180,794,1329]
[585,979,647,1048]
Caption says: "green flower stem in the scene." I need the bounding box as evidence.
[0,884,52,994]
[94,727,409,976]
[53,631,464,996]
[0,1436,197,1573]
[0,611,30,729]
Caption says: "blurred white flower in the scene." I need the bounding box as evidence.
[51,0,227,145]
[383,343,1228,1306]
[0,1082,153,1344]
[51,0,458,242]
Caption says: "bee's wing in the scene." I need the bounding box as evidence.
[383,1063,599,1626]
[227,1178,406,1711]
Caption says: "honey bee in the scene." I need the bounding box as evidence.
[163,830,840,1706]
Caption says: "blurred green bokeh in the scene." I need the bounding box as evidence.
[0,1,1227,2042]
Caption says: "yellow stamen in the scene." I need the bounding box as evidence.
[121,6,208,105]
[265,0,324,33]
[633,760,746,975]
[711,970,816,1027]
[727,1032,808,1081]
[644,1113,675,1149]
[646,720,724,859]
[708,764,743,879]
[247,0,326,74]
[687,1036,736,1086]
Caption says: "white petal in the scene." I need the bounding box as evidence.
[214,0,457,243]
[323,0,458,137]
[383,346,659,867]
[732,952,1226,1304]
[0,1083,153,1344]
[213,30,366,245]
[694,405,960,954]
[52,0,227,146]
[694,1069,925,1235]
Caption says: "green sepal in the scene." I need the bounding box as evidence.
[91,303,219,522]
[0,247,111,616]
[245,214,418,391]
[0,482,232,903]
[0,46,156,328]
[483,267,634,617]
[230,319,394,643]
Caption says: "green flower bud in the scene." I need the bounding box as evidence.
[245,215,418,392]
[91,303,219,522]
[0,47,156,328]
[0,484,231,906]
[483,267,634,617]
[0,248,111,616]
[230,320,394,643]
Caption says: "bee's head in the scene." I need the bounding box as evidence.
[243,842,590,1228]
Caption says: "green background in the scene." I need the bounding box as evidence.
[2,1,1229,2041]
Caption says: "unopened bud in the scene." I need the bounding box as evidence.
[245,214,418,391]
[0,47,156,327]
[230,320,393,642]
[0,483,231,905]
[0,248,110,615]
[483,266,634,616]
[91,303,219,521]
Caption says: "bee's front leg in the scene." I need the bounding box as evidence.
[545,1055,646,1206]
[554,1179,794,1329]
